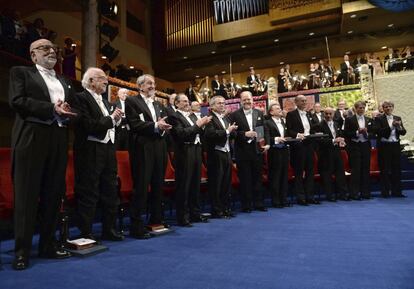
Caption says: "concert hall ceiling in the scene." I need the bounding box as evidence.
[151,0,414,82]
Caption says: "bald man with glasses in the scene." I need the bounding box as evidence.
[9,39,76,270]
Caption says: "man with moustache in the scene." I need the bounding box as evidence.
[229,91,267,212]
[205,96,238,218]
[125,74,172,238]
[286,95,319,205]
[344,100,374,200]
[169,93,212,226]
[9,38,76,270]
[72,68,124,241]
[316,107,349,201]
[376,101,407,198]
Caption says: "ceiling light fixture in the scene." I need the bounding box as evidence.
[211,51,216,54]
[382,46,387,49]
[274,39,279,42]
[279,61,284,65]
[309,32,315,36]
[350,14,357,18]
[241,45,247,48]
[183,56,188,59]
[347,30,353,34]
[388,23,394,28]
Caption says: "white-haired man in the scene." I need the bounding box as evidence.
[9,38,76,270]
[125,74,172,238]
[72,67,124,241]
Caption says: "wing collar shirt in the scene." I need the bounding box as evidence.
[354,114,368,142]
[298,109,310,136]
[272,116,285,144]
[36,64,66,126]
[382,114,398,142]
[213,111,230,152]
[86,88,118,144]
[178,110,201,144]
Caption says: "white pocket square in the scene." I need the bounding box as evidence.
[139,113,145,121]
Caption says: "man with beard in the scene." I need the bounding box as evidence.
[9,38,76,270]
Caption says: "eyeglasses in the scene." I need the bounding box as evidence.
[32,45,59,53]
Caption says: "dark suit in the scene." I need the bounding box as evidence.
[205,112,235,215]
[211,80,221,96]
[344,115,374,198]
[228,108,265,210]
[376,114,406,197]
[72,90,119,236]
[169,111,204,223]
[9,65,75,258]
[286,109,316,202]
[316,120,348,200]
[113,99,129,150]
[125,94,168,232]
[333,109,346,131]
[185,87,197,102]
[340,62,353,85]
[264,118,289,206]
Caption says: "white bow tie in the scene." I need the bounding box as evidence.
[39,67,56,77]
[145,97,154,104]
[244,110,252,115]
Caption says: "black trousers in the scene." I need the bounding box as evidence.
[115,126,129,151]
[236,156,264,210]
[74,141,119,235]
[207,150,232,214]
[347,141,371,198]
[290,141,315,201]
[268,147,289,206]
[378,142,402,196]
[319,147,348,199]
[129,138,167,230]
[175,145,202,222]
[13,123,67,257]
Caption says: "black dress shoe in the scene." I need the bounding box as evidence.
[13,255,29,270]
[308,199,321,205]
[101,229,124,241]
[392,193,407,198]
[211,211,224,219]
[177,221,193,227]
[351,195,362,201]
[39,249,71,259]
[297,199,308,206]
[254,207,268,212]
[190,215,209,223]
[241,208,252,213]
[162,222,171,229]
[327,198,337,202]
[130,230,151,239]
[223,210,236,218]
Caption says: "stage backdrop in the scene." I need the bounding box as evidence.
[374,71,414,142]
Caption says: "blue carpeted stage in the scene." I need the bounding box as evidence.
[0,191,414,289]
[1,192,414,289]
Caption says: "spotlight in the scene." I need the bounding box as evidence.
[100,22,119,41]
[100,0,118,19]
[100,43,119,62]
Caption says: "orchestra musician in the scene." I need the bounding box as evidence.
[277,67,288,93]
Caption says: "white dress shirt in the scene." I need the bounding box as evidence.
[86,88,117,144]
[178,110,201,144]
[213,111,230,152]
[298,109,310,136]
[382,114,398,142]
[355,115,368,142]
[327,120,336,139]
[272,117,284,143]
[243,109,253,131]
[36,64,65,105]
